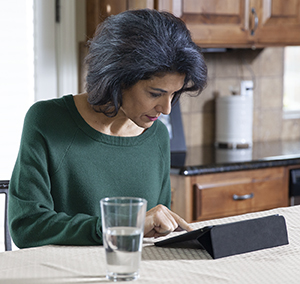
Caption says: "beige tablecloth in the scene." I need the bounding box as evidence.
[1,205,300,283]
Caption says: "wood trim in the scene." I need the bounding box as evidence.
[170,175,193,222]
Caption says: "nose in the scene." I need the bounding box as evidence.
[155,96,172,115]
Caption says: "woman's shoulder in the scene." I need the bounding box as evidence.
[23,95,76,136]
[27,95,70,115]
[25,95,72,122]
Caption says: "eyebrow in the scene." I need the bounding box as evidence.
[150,87,168,93]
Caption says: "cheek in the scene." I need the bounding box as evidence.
[126,101,152,115]
[122,91,156,116]
[122,103,144,120]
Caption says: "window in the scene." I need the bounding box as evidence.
[0,0,35,252]
[0,0,78,180]
[0,0,79,251]
[0,0,35,180]
[283,46,300,119]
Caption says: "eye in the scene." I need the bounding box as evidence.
[150,92,162,98]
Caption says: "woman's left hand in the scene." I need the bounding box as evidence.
[143,204,193,238]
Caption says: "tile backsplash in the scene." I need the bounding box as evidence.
[180,47,300,147]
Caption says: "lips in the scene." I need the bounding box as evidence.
[146,115,159,121]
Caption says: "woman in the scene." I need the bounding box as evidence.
[8,9,207,248]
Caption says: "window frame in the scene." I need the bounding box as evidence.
[283,46,300,120]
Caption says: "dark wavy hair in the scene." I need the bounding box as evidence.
[85,9,207,117]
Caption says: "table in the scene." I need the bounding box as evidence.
[1,205,300,283]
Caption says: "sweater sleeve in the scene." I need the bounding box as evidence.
[8,102,103,248]
[156,120,172,209]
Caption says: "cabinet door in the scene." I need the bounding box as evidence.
[86,0,154,39]
[158,0,253,48]
[251,0,300,46]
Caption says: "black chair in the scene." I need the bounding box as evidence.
[0,180,12,251]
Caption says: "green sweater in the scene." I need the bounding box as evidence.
[8,95,171,248]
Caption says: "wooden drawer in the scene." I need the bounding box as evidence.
[193,167,289,221]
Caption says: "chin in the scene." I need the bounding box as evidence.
[136,121,153,129]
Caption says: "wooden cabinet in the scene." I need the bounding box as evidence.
[86,0,300,47]
[171,167,289,223]
[251,0,300,46]
[158,0,300,48]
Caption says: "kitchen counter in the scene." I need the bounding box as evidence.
[171,140,300,176]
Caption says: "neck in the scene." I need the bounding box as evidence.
[74,93,144,137]
[99,111,144,137]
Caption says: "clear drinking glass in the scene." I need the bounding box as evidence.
[100,197,147,281]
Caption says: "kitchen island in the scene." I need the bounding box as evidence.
[170,140,300,222]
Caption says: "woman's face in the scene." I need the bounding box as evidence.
[120,73,185,129]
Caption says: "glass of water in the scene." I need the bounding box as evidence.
[100,197,147,281]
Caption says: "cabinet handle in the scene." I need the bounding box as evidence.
[233,193,254,200]
[251,8,258,36]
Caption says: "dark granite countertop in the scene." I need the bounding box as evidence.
[170,140,300,176]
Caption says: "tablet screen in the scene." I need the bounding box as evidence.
[154,226,213,248]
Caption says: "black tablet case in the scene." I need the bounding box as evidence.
[155,215,289,259]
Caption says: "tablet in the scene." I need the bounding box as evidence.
[154,215,289,259]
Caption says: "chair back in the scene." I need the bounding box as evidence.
[0,180,12,251]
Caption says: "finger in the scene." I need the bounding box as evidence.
[144,207,175,237]
[153,212,177,233]
[152,206,192,233]
[168,210,193,232]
